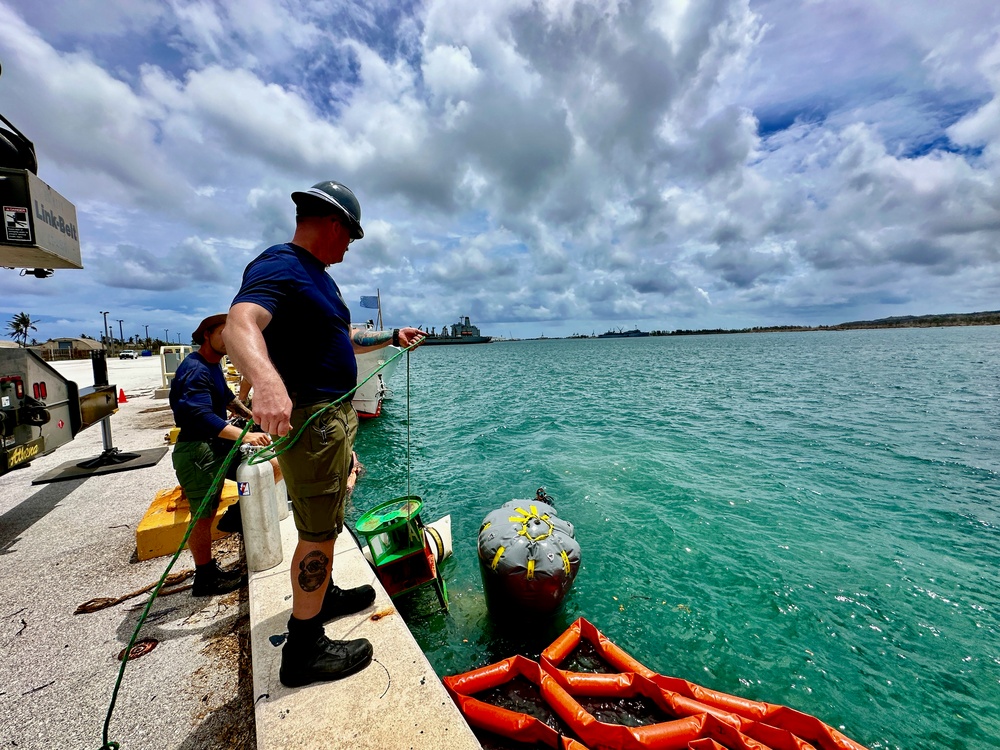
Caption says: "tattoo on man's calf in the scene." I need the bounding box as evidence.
[298,551,329,592]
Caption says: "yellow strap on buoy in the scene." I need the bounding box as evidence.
[507,505,556,542]
[527,518,554,542]
[481,521,491,531]
[526,559,535,580]
[491,546,505,570]
[560,550,571,575]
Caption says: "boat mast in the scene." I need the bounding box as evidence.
[376,288,383,330]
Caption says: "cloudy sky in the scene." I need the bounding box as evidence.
[1,0,999,342]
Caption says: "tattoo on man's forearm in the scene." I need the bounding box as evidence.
[298,551,329,592]
[352,329,392,347]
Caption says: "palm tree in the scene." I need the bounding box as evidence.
[6,312,37,347]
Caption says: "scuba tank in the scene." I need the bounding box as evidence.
[235,445,282,571]
[274,471,289,521]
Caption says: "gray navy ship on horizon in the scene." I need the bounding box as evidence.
[421,316,493,345]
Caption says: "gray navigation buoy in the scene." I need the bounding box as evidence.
[477,489,581,618]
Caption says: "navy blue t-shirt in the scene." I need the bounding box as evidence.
[169,351,234,442]
[231,243,356,405]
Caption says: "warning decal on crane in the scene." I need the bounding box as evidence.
[4,205,30,242]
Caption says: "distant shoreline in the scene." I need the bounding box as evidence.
[497,311,1000,342]
[654,310,1000,337]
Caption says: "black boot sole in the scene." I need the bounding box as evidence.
[192,580,243,597]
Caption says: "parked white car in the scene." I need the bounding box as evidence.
[119,350,137,360]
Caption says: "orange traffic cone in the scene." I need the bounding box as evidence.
[118,388,127,404]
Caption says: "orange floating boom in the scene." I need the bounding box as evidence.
[444,618,871,750]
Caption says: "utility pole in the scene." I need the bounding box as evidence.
[143,324,149,343]
[116,319,124,345]
[100,311,109,346]
[164,329,169,345]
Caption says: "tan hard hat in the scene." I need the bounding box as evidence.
[191,313,227,345]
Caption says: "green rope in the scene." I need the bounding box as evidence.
[406,347,411,498]
[100,423,249,750]
[247,341,417,465]
[99,339,419,749]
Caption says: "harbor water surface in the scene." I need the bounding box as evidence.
[349,326,1000,750]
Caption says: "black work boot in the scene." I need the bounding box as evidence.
[192,559,244,597]
[279,616,373,688]
[317,582,376,623]
[216,502,242,534]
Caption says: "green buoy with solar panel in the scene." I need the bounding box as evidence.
[355,495,451,611]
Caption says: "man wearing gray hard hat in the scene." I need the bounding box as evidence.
[224,181,427,687]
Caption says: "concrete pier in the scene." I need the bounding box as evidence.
[249,517,480,749]
[0,356,481,748]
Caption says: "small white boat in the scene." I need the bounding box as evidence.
[353,344,400,418]
[351,290,402,418]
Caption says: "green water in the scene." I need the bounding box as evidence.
[350,327,1000,750]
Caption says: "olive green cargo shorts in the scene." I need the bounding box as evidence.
[172,439,237,521]
[278,401,358,543]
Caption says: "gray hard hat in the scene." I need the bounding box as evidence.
[291,181,364,239]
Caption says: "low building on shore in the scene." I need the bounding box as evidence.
[31,337,106,361]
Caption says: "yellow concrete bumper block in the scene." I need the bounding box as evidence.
[136,482,239,561]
